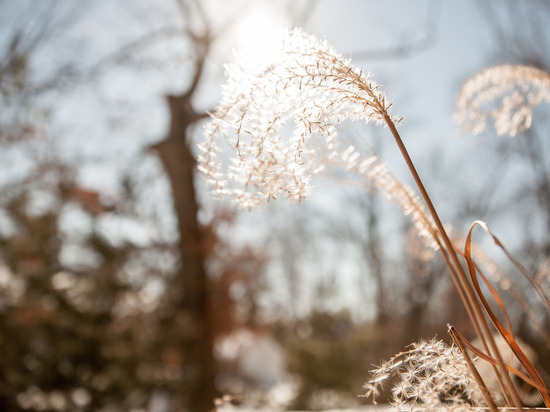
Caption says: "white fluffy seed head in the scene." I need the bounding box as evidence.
[200,28,397,208]
[454,64,550,137]
[199,28,439,249]
[363,339,484,408]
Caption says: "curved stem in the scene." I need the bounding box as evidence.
[383,115,524,409]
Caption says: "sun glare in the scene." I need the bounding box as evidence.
[233,5,288,69]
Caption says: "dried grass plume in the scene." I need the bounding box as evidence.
[454,64,550,137]
[199,28,399,208]
[362,339,484,408]
[198,28,439,247]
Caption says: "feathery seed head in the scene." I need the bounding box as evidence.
[454,64,550,137]
[363,339,484,408]
[200,28,438,250]
[200,28,398,208]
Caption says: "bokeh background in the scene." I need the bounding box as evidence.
[1,0,550,411]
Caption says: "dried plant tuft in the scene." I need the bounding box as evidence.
[199,28,438,248]
[363,339,484,409]
[454,64,550,137]
[199,28,399,208]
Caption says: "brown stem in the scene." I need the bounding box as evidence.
[383,115,523,409]
[449,325,499,412]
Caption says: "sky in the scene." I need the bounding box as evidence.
[305,0,494,162]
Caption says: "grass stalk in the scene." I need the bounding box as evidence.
[449,324,499,412]
[383,114,524,409]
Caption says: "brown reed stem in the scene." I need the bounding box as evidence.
[383,114,523,410]
[449,324,499,412]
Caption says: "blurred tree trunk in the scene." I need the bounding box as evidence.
[153,93,216,411]
[363,194,387,323]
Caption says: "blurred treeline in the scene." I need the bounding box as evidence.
[1,1,550,411]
